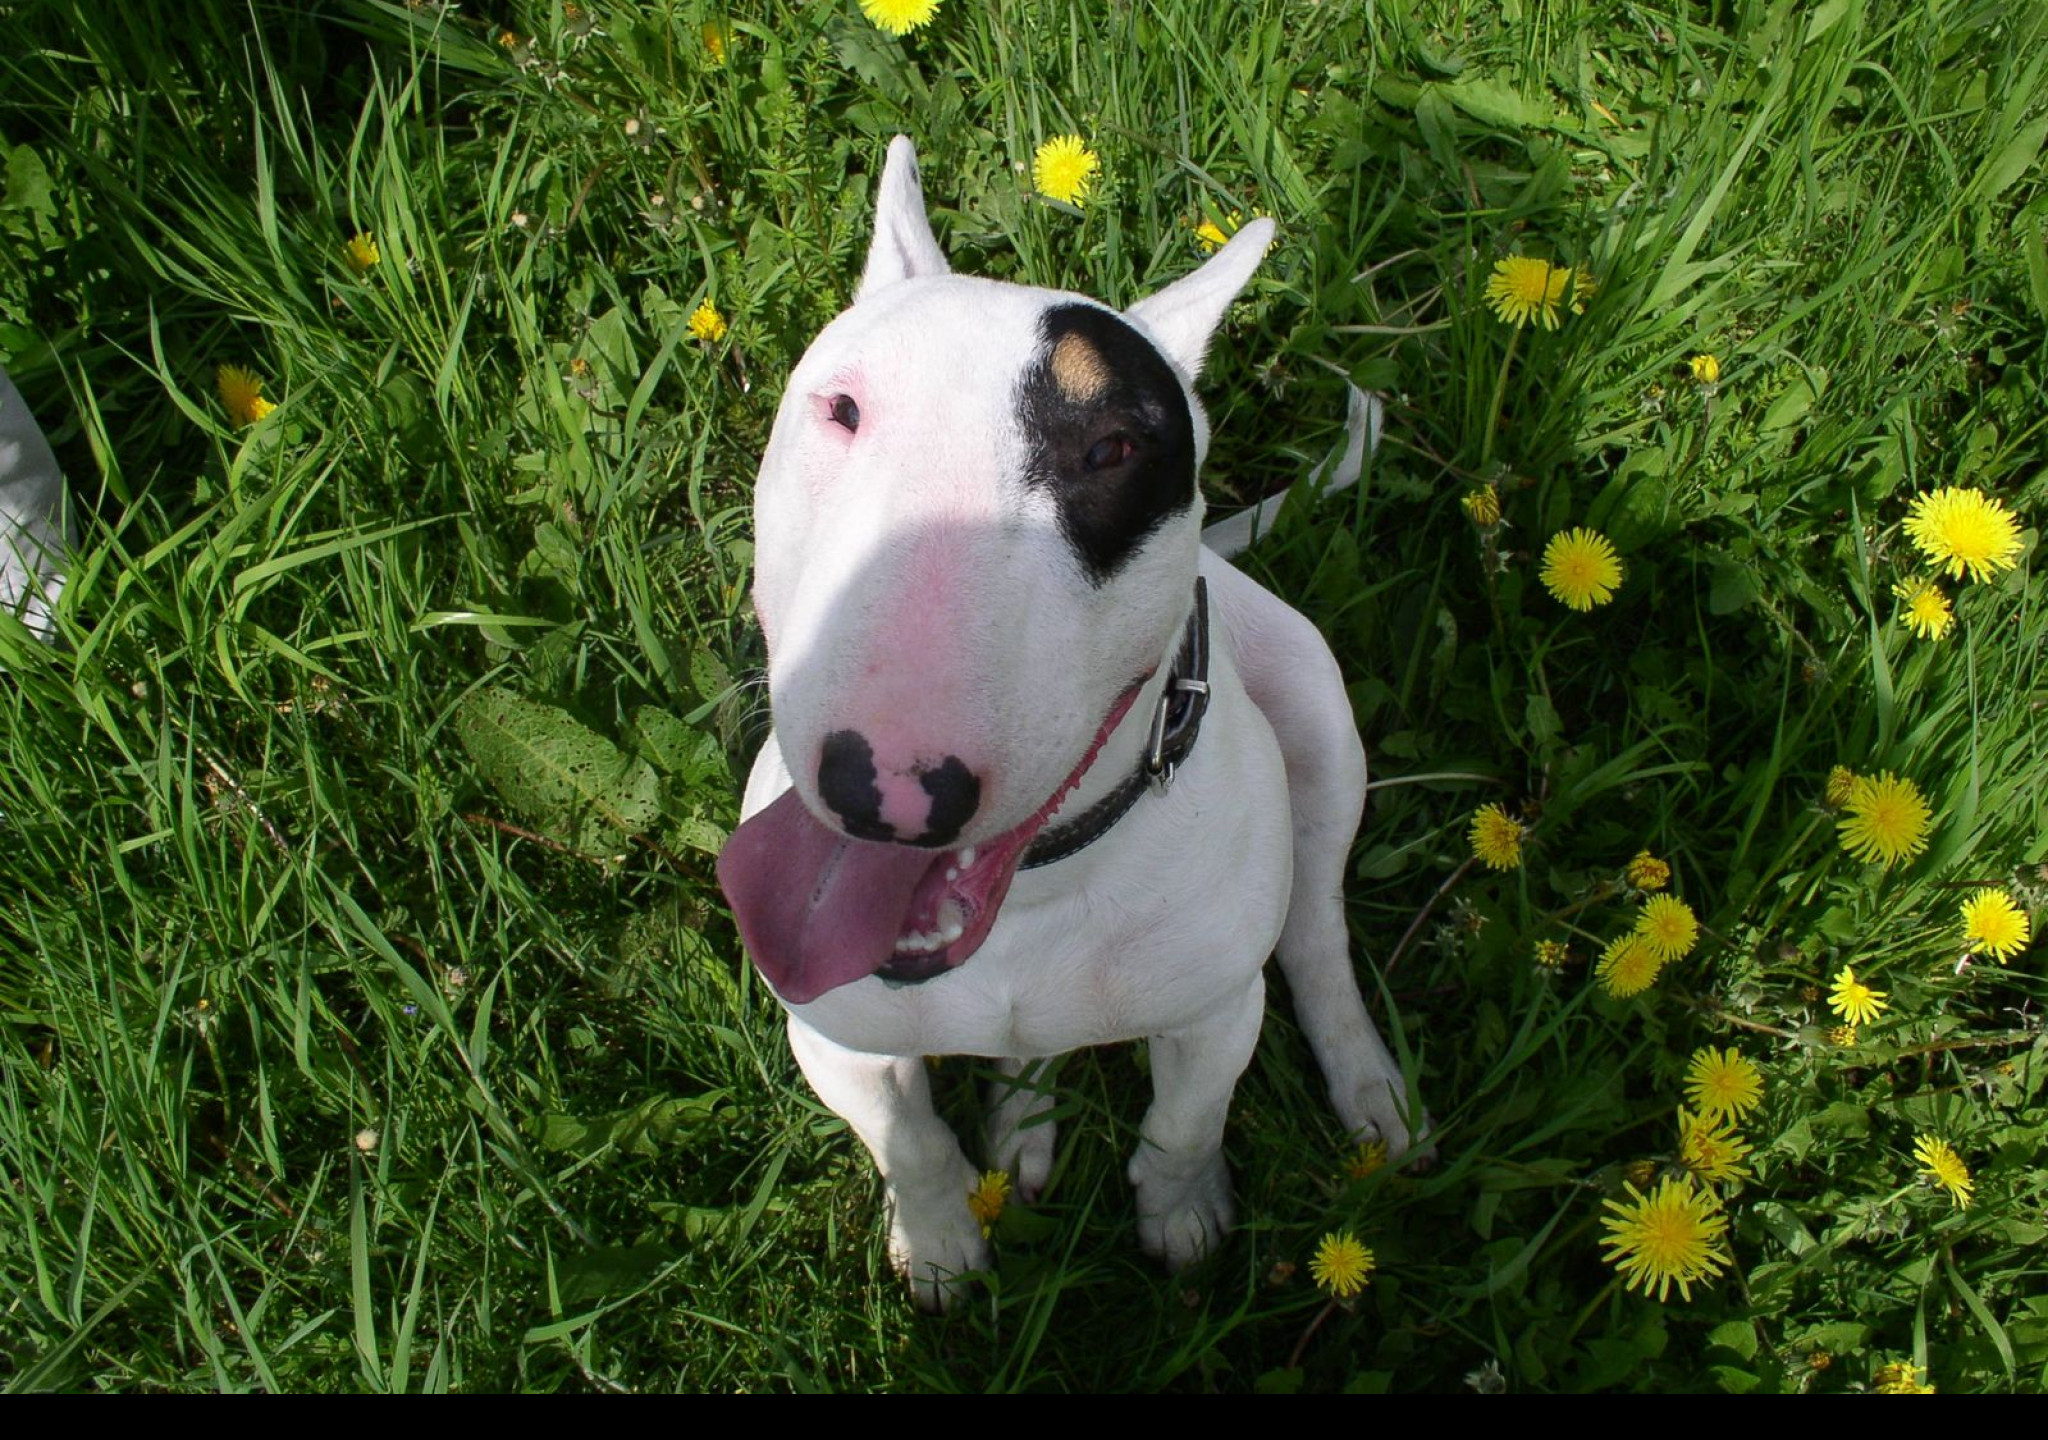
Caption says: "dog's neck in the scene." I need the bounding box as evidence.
[1038,582,1201,835]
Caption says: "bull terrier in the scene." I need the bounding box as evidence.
[717,137,1427,1309]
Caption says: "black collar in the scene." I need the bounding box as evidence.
[1021,577,1211,870]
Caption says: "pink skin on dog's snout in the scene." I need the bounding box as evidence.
[870,768,948,838]
[821,537,999,838]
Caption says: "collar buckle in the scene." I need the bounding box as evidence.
[1145,677,1210,793]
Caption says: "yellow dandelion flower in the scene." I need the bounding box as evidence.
[1809,1350,1834,1372]
[688,300,729,344]
[342,231,380,274]
[1468,802,1523,870]
[1533,938,1570,970]
[1959,889,2030,961]
[1483,256,1574,330]
[1823,764,1858,809]
[1634,895,1700,963]
[967,1169,1011,1237]
[1309,1231,1375,1298]
[701,21,730,65]
[1193,210,1242,252]
[1676,1107,1752,1184]
[1033,134,1100,207]
[497,29,522,49]
[1836,771,1932,867]
[1873,1360,1937,1395]
[1461,488,1502,527]
[1571,269,1596,314]
[860,0,941,36]
[1903,486,2024,583]
[1892,578,1954,640]
[1827,1023,1858,1047]
[1539,527,1624,611]
[1596,934,1664,999]
[1687,353,1721,384]
[1911,1135,1972,1210]
[1625,850,1671,891]
[1827,966,1887,1027]
[1345,1139,1389,1180]
[1599,1174,1730,1303]
[216,364,275,427]
[1684,1047,1763,1124]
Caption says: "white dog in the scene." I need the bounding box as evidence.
[718,138,1427,1308]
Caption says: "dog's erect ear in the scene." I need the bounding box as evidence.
[1125,218,1276,381]
[856,136,951,303]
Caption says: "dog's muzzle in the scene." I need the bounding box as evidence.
[719,582,1210,1005]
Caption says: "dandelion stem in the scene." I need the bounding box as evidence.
[461,811,612,865]
[1890,1028,2042,1059]
[1363,771,1503,793]
[1286,1297,1339,1370]
[1534,879,1620,930]
[1674,998,1799,1041]
[1387,855,1477,976]
[1561,1272,1621,1350]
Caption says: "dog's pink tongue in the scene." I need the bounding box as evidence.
[717,788,932,1005]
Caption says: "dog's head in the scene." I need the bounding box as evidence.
[720,137,1273,1003]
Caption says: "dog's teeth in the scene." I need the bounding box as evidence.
[945,867,959,882]
[957,846,976,868]
[936,899,965,943]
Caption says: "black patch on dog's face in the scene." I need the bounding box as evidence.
[1015,304,1195,583]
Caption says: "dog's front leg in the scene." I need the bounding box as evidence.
[1127,975,1266,1270]
[786,1014,987,1311]
[986,1057,1059,1202]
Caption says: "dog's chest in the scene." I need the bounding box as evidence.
[794,891,1222,1056]
[789,719,1294,1059]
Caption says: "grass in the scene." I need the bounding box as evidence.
[2,0,2045,1393]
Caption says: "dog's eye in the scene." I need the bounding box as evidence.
[829,394,861,432]
[1083,433,1134,471]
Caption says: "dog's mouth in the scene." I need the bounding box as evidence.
[717,688,1139,1006]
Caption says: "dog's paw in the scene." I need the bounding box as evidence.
[1129,1147,1235,1271]
[1337,1079,1437,1169]
[885,1166,992,1312]
[985,1084,1056,1203]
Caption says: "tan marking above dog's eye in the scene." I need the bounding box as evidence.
[1050,332,1110,403]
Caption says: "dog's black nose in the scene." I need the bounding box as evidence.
[818,730,894,841]
[817,729,981,846]
[915,756,980,846]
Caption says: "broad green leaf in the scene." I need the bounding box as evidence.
[1707,1320,1760,1361]
[455,687,661,850]
[2024,214,2048,326]
[631,705,727,788]
[1760,371,1823,434]
[1976,110,2048,204]
[1709,563,1760,615]
[2,144,57,228]
[1447,74,1554,131]
[689,645,733,704]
